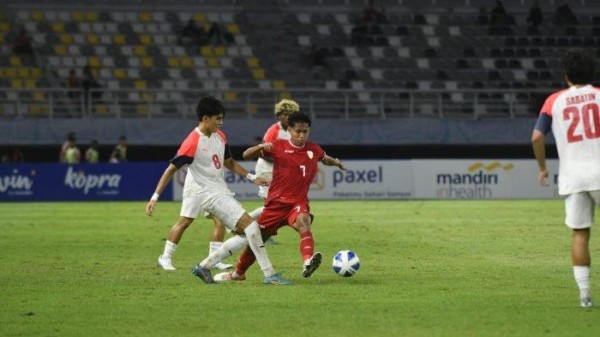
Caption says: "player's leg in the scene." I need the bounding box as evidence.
[289,211,321,278]
[214,231,272,282]
[565,192,594,308]
[158,216,194,271]
[207,215,233,270]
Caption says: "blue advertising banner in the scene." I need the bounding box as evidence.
[0,163,170,201]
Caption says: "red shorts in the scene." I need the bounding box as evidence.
[257,201,310,236]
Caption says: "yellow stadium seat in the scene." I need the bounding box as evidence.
[273,80,286,90]
[60,34,73,45]
[33,91,46,101]
[24,79,36,89]
[30,104,49,116]
[5,68,17,78]
[0,34,4,43]
[0,23,10,33]
[0,69,4,78]
[51,23,65,33]
[168,58,180,67]
[88,57,101,67]
[18,68,30,78]
[10,56,22,66]
[137,104,148,115]
[135,80,147,90]
[86,12,99,22]
[280,92,292,99]
[252,69,265,79]
[180,57,192,68]
[142,92,154,101]
[214,46,225,57]
[194,13,205,22]
[140,34,152,45]
[95,105,108,115]
[114,35,126,45]
[134,46,147,57]
[247,57,259,68]
[54,45,67,55]
[87,34,100,45]
[139,12,151,22]
[113,69,126,79]
[31,68,42,78]
[224,92,237,102]
[227,23,240,35]
[11,79,22,89]
[201,46,213,57]
[31,11,44,21]
[142,57,154,67]
[207,58,219,67]
[72,12,84,21]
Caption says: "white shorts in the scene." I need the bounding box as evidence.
[565,191,600,229]
[257,171,272,199]
[180,188,245,230]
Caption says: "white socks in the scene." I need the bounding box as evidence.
[161,241,177,259]
[573,265,591,299]
[200,236,248,268]
[209,241,222,255]
[244,221,275,277]
[248,206,264,220]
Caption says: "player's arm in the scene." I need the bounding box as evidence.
[224,145,269,186]
[145,154,193,216]
[242,142,273,160]
[531,113,552,186]
[321,154,346,171]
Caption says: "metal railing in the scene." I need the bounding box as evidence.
[0,87,549,120]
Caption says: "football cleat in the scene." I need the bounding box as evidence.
[302,252,322,278]
[213,262,234,270]
[214,271,246,282]
[263,272,292,285]
[580,297,594,308]
[157,255,176,271]
[191,265,215,284]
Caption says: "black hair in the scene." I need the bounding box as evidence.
[562,48,595,85]
[196,96,225,121]
[287,112,311,128]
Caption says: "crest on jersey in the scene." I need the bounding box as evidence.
[307,151,313,159]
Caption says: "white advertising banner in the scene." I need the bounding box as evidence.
[172,160,414,201]
[412,159,560,199]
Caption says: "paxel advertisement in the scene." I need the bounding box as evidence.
[0,163,169,201]
[412,159,559,199]
[172,160,414,200]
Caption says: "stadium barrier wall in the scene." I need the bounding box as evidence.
[0,160,560,202]
[173,159,560,201]
[0,163,170,201]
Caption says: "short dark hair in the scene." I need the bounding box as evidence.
[562,48,595,85]
[287,112,311,128]
[196,96,225,120]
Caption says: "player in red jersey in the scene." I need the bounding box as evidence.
[214,112,346,282]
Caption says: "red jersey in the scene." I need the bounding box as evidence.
[263,138,325,205]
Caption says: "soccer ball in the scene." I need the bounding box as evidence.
[332,250,360,277]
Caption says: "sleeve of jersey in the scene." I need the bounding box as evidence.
[316,144,326,161]
[170,131,198,169]
[263,125,279,142]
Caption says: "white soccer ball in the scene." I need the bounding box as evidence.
[332,250,360,277]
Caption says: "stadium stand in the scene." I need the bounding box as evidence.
[0,0,597,120]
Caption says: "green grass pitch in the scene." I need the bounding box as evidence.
[1,200,598,337]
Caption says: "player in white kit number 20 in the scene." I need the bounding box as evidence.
[532,48,600,308]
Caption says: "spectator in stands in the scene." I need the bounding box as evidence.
[207,22,223,46]
[64,138,81,164]
[363,0,377,23]
[1,154,9,164]
[110,136,127,163]
[350,22,368,46]
[11,147,25,163]
[526,1,543,34]
[12,26,34,60]
[66,69,81,99]
[490,0,510,25]
[308,44,332,78]
[85,140,100,163]
[554,2,577,26]
[59,132,76,163]
[178,19,206,47]
[477,6,489,25]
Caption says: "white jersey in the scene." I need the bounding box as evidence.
[540,85,600,195]
[175,127,233,196]
[254,121,290,176]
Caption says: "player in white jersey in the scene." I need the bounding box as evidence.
[145,96,292,285]
[532,48,600,308]
[248,99,299,221]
